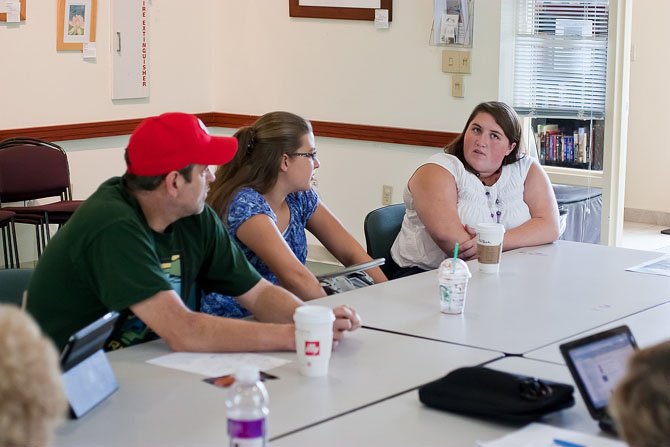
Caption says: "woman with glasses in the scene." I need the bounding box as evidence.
[203,111,387,318]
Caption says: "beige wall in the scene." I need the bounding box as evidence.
[624,2,670,215]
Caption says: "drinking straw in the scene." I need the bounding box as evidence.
[452,243,459,273]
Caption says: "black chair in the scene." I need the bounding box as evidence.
[0,210,20,268]
[0,268,33,307]
[0,137,84,256]
[363,203,406,279]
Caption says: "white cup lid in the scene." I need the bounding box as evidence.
[293,305,335,325]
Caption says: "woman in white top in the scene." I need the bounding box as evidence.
[391,101,560,276]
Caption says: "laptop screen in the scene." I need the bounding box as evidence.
[560,325,637,417]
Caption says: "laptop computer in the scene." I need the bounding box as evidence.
[60,311,120,418]
[559,325,638,435]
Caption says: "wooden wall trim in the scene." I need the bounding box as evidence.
[0,113,456,149]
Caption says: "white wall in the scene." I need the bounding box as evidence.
[0,1,216,128]
[214,0,504,250]
[624,3,670,216]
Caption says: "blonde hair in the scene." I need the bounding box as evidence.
[610,340,670,447]
[0,305,67,447]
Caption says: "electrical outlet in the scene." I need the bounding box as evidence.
[382,185,393,205]
[452,74,464,98]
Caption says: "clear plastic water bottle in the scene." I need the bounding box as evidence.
[225,366,269,447]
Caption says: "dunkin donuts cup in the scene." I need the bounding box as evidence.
[293,306,335,377]
[438,258,472,314]
[477,223,506,274]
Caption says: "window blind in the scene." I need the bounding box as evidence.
[513,0,609,119]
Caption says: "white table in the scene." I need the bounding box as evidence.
[526,301,670,364]
[272,357,621,447]
[316,241,670,354]
[54,328,501,447]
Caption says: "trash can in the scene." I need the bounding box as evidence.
[552,184,602,244]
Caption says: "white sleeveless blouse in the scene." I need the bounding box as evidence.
[391,153,534,270]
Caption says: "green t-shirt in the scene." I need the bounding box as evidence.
[27,177,261,351]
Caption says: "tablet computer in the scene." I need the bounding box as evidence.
[315,258,385,280]
[60,311,120,418]
[559,325,638,434]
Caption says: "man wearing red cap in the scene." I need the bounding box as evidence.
[27,113,360,353]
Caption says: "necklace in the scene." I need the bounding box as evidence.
[475,166,502,186]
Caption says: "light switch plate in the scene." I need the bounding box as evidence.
[458,51,471,73]
[452,74,464,97]
[442,50,459,73]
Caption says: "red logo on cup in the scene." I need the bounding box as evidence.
[304,341,320,356]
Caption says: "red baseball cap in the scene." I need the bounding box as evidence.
[126,112,238,176]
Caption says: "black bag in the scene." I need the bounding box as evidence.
[418,366,575,423]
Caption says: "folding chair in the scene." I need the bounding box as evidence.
[0,210,20,268]
[0,137,84,256]
[363,203,406,279]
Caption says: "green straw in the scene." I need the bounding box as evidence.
[452,242,459,273]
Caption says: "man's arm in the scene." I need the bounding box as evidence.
[237,279,362,344]
[131,279,362,352]
[130,287,296,352]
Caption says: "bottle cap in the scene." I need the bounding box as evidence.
[234,366,260,384]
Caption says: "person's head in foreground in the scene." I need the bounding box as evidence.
[0,304,67,447]
[610,340,670,447]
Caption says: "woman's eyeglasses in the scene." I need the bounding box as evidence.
[287,151,318,161]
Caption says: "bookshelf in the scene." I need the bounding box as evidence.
[532,118,604,171]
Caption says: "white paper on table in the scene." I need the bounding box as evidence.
[626,254,670,277]
[147,352,290,377]
[476,423,626,447]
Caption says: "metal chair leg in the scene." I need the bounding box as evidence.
[10,219,19,268]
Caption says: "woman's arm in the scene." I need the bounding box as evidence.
[502,162,560,251]
[409,164,478,260]
[236,214,327,300]
[306,203,388,284]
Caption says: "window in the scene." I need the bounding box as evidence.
[513,0,609,171]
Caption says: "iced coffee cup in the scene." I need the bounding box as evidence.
[476,223,505,274]
[437,258,472,314]
[293,306,335,377]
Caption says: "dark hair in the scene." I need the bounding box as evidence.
[445,101,524,173]
[207,111,311,219]
[122,149,195,191]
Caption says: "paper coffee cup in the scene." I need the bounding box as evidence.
[293,306,335,377]
[438,258,471,314]
[476,223,505,274]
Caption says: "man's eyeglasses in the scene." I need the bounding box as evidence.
[287,151,318,161]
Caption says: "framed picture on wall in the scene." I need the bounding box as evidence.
[57,0,97,50]
[289,0,392,21]
[0,0,26,22]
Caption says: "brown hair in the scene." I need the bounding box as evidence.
[445,101,524,173]
[610,340,670,447]
[207,111,311,219]
[0,305,67,447]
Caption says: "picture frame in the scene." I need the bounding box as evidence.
[289,0,392,21]
[0,0,26,22]
[57,0,97,51]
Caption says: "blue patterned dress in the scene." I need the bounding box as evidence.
[201,187,319,317]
